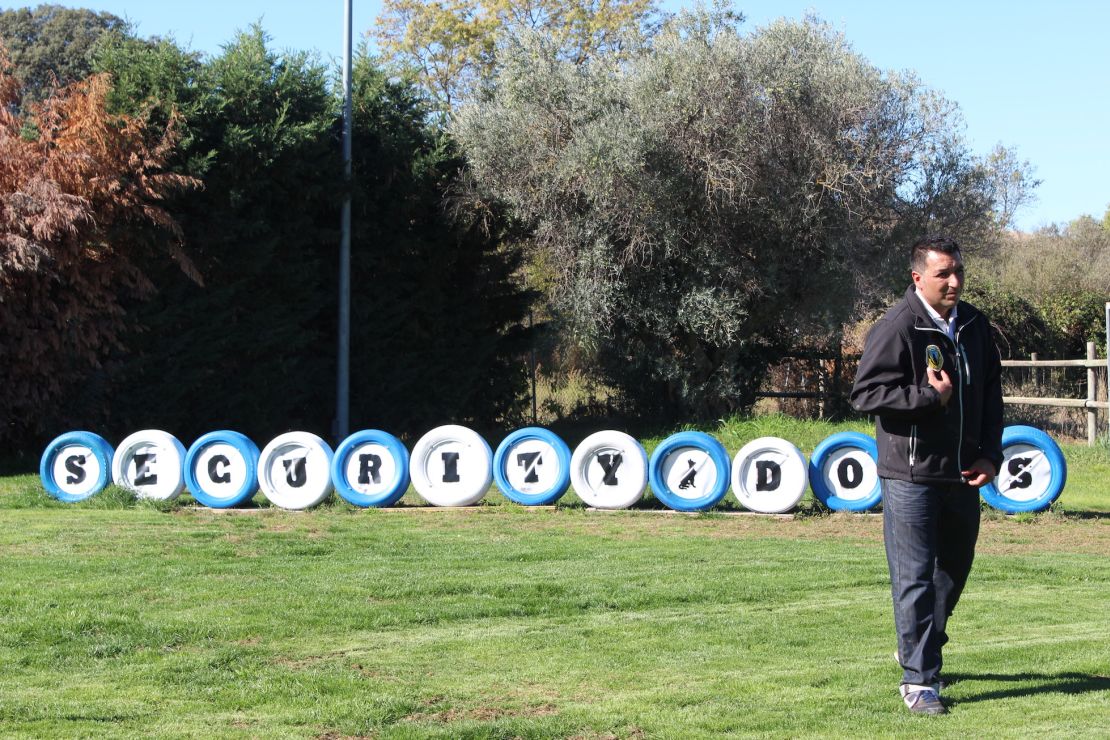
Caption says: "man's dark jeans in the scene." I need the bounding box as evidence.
[882,477,980,687]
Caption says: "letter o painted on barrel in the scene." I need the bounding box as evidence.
[493,427,571,505]
[410,425,493,507]
[979,425,1067,513]
[808,432,881,511]
[40,431,114,502]
[112,429,188,501]
[184,431,260,508]
[731,436,809,514]
[647,431,731,512]
[331,429,410,508]
[257,432,335,510]
[570,431,648,510]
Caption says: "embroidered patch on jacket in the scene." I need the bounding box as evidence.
[925,344,944,371]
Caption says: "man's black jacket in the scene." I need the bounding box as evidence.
[850,286,1004,484]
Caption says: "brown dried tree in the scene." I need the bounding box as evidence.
[0,50,198,447]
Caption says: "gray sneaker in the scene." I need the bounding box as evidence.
[901,687,947,715]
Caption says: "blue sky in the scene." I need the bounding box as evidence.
[32,0,1110,231]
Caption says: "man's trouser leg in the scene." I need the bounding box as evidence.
[882,478,943,687]
[932,482,980,651]
[883,479,981,687]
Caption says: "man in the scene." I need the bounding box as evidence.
[850,235,1003,716]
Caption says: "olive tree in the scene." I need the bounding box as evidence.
[453,10,1025,419]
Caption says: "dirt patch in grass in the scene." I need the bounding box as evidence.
[273,648,358,670]
[402,700,560,723]
[567,728,646,740]
[976,511,1110,555]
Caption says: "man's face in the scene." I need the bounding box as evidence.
[912,249,964,317]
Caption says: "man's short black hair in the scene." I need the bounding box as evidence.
[911,235,961,273]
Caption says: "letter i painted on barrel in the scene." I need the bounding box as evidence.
[441,451,461,483]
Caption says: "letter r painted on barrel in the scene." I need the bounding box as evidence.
[358,453,383,485]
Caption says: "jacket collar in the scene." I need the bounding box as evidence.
[902,284,979,333]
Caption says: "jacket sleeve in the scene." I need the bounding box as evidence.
[850,318,942,420]
[977,327,1004,469]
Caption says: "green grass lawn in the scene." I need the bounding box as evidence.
[1,417,1108,737]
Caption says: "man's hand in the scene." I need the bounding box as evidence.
[927,368,953,406]
[962,458,997,487]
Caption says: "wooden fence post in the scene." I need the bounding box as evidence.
[1087,342,1097,446]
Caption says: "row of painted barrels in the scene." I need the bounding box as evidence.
[40,425,1066,514]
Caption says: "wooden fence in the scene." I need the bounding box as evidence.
[1001,341,1108,446]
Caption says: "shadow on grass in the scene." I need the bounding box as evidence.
[1055,509,1110,521]
[946,671,1110,705]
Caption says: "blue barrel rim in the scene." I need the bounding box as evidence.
[979,425,1067,513]
[808,431,882,512]
[184,430,261,508]
[40,431,114,503]
[493,426,571,506]
[330,429,411,508]
[648,431,732,512]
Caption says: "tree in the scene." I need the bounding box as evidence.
[346,53,535,434]
[90,31,534,442]
[981,217,1110,358]
[0,4,129,108]
[373,0,660,111]
[0,53,197,448]
[95,27,341,443]
[981,144,1039,232]
[453,11,1016,420]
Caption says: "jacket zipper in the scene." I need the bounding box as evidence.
[914,316,975,474]
[952,316,978,474]
[909,425,917,468]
